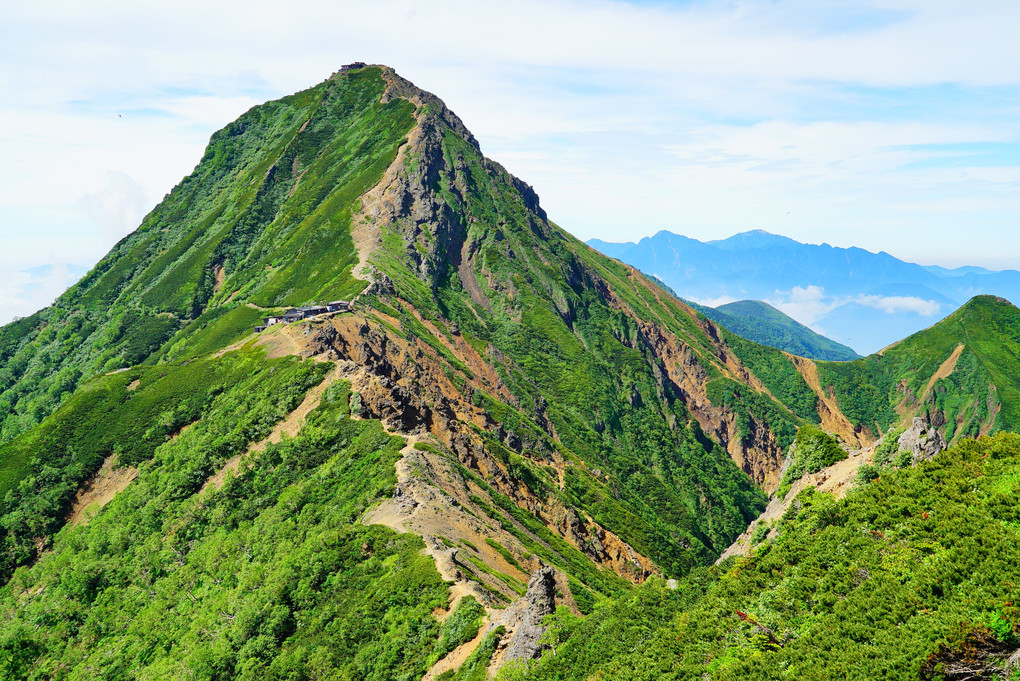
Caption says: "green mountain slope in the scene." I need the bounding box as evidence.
[2,65,1020,680]
[505,432,1020,680]
[696,299,860,361]
[0,66,814,678]
[818,295,1020,441]
[0,67,414,444]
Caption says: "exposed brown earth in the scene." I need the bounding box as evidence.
[67,455,138,525]
[922,343,965,402]
[601,268,792,490]
[718,443,877,561]
[252,323,306,359]
[788,353,870,448]
[212,264,225,295]
[422,615,490,681]
[362,436,530,605]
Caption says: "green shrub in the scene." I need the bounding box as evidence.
[873,428,904,466]
[750,521,770,547]
[778,424,848,491]
[856,463,880,484]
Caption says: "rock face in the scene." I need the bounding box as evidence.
[298,315,662,584]
[490,567,558,664]
[357,68,793,493]
[898,416,948,464]
[1005,649,1020,677]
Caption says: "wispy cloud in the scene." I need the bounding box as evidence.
[767,285,944,327]
[1,0,1019,323]
[688,294,738,309]
[767,285,839,326]
[0,264,86,324]
[855,294,942,316]
[81,171,149,241]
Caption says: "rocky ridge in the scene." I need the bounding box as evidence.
[351,67,798,493]
[719,414,950,561]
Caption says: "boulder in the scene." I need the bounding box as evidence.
[897,416,948,464]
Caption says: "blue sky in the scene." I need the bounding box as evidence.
[1,0,1019,323]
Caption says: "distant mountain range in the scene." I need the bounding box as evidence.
[588,230,1020,354]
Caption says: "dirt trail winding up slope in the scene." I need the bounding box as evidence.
[718,443,877,561]
[200,364,344,494]
[422,617,490,681]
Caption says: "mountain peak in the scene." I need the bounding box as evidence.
[371,65,480,151]
[6,64,1020,679]
[962,293,1016,309]
[708,229,798,251]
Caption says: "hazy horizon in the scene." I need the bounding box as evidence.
[4,1,1020,321]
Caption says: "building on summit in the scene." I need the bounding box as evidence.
[254,300,352,333]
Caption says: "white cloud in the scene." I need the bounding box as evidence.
[81,171,149,241]
[0,265,85,324]
[767,285,840,325]
[688,295,738,308]
[855,294,942,316]
[0,0,1019,299]
[766,285,944,334]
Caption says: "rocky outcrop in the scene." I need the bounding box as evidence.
[1006,649,1020,678]
[549,504,655,581]
[898,416,948,464]
[349,65,798,494]
[488,567,557,664]
[604,295,789,490]
[292,314,661,585]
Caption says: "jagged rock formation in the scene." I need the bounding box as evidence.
[296,314,660,585]
[720,415,951,561]
[488,566,558,665]
[898,416,949,463]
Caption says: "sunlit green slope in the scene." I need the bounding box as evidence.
[2,64,1020,681]
[701,299,860,361]
[0,65,791,678]
[818,295,1020,440]
[0,67,413,443]
[507,432,1020,680]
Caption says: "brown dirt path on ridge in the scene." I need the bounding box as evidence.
[718,443,877,561]
[422,616,490,681]
[348,69,426,280]
[788,353,867,447]
[200,364,345,494]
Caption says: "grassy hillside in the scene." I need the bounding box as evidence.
[0,65,791,654]
[0,67,414,445]
[703,300,860,361]
[819,295,1020,439]
[2,65,1020,680]
[506,432,1020,680]
[0,350,467,679]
